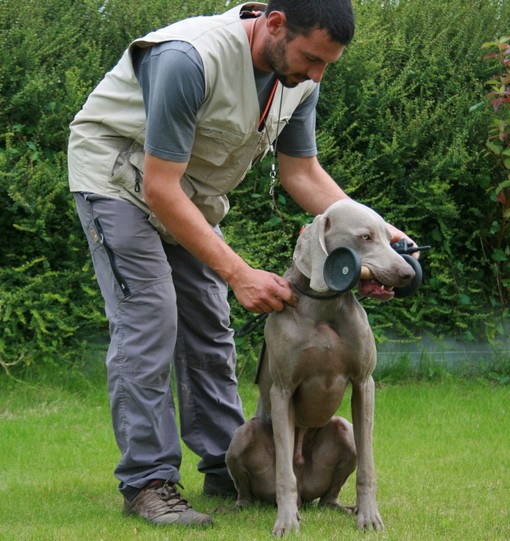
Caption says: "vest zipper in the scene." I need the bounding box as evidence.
[134,169,141,193]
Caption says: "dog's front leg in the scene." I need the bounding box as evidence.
[270,384,300,537]
[351,376,384,531]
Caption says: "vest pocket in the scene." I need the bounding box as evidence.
[110,142,145,196]
[187,126,261,192]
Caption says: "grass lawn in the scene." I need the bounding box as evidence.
[0,361,509,541]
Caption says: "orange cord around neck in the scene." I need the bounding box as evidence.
[249,16,279,129]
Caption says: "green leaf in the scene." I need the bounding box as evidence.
[458,294,471,305]
[492,249,508,262]
[469,101,484,112]
[496,179,510,192]
[487,141,503,155]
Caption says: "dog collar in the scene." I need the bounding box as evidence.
[290,281,342,300]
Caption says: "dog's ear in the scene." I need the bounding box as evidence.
[293,214,330,292]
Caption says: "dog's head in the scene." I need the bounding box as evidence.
[293,199,415,301]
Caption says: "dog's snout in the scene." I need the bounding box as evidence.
[399,260,416,283]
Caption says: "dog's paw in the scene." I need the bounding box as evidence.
[233,498,253,510]
[356,505,384,531]
[272,509,301,537]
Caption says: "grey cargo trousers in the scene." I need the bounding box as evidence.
[74,193,245,495]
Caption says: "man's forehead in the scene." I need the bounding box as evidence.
[293,27,345,64]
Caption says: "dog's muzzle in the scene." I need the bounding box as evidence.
[323,245,426,297]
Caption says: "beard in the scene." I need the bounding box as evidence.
[261,38,309,88]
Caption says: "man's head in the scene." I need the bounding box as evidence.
[259,0,355,87]
[266,0,355,46]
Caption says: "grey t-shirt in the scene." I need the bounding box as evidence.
[132,40,319,162]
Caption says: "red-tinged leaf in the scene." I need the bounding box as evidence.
[497,190,507,205]
[491,98,503,112]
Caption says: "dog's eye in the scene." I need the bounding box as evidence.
[361,234,371,241]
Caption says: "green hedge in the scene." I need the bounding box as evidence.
[0,0,226,372]
[319,0,510,342]
[1,0,508,373]
[225,0,510,353]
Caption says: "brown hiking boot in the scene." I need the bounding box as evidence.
[123,480,213,527]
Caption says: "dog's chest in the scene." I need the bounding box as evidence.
[293,369,349,427]
[289,324,355,427]
[300,320,364,366]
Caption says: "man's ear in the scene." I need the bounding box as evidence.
[266,11,287,37]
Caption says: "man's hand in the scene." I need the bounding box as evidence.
[387,223,419,259]
[229,266,297,313]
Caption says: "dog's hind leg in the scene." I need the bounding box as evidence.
[300,417,357,510]
[226,418,277,506]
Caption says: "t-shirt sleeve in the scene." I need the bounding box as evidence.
[132,41,205,162]
[275,85,319,158]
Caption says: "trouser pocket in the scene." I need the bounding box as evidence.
[93,216,132,299]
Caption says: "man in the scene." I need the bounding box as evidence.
[68,0,411,528]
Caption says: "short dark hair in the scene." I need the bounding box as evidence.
[265,0,355,45]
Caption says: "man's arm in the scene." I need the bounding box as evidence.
[278,152,349,215]
[143,153,297,313]
[278,152,417,249]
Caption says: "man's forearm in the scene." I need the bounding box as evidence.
[143,153,298,313]
[278,154,349,215]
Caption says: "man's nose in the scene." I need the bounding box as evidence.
[307,64,327,83]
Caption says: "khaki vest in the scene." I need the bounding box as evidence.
[68,3,317,243]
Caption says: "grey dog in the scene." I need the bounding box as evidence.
[226,199,415,536]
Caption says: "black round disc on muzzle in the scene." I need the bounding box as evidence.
[394,254,423,298]
[323,247,361,292]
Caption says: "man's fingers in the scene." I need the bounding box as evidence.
[272,275,297,307]
[231,268,297,313]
